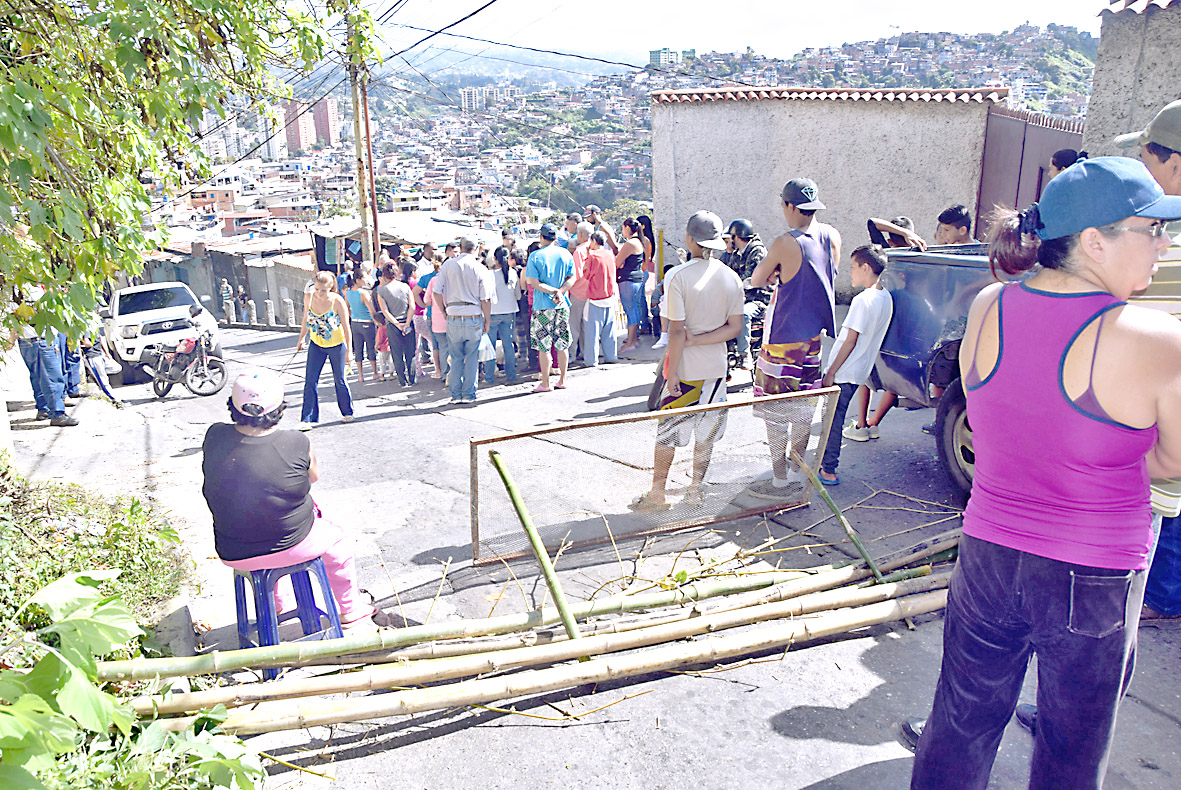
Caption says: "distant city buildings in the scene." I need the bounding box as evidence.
[459,85,523,112]
[284,101,317,154]
[649,48,696,68]
[313,98,340,147]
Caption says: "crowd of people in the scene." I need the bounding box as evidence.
[196,99,1181,783]
[291,208,663,423]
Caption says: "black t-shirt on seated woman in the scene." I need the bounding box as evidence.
[202,424,315,562]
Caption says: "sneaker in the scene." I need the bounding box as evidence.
[67,391,87,399]
[652,336,668,349]
[297,422,314,431]
[900,717,925,752]
[49,415,79,427]
[1014,703,1038,735]
[745,479,807,501]
[462,395,477,403]
[35,410,50,421]
[868,424,880,439]
[843,423,872,442]
[448,397,462,405]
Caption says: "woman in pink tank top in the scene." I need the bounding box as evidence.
[911,158,1181,789]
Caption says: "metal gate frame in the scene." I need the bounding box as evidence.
[469,387,840,565]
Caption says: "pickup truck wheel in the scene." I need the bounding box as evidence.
[935,378,974,497]
[117,359,143,386]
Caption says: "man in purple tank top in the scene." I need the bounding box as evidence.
[745,178,841,502]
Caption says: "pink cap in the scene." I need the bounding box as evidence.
[231,369,284,414]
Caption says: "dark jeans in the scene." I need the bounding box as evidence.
[300,342,352,423]
[1145,514,1181,616]
[386,322,416,385]
[18,337,66,416]
[821,382,858,474]
[351,322,376,363]
[912,535,1145,790]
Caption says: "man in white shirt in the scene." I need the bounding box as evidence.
[632,211,744,512]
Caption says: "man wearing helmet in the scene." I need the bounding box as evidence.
[725,219,771,368]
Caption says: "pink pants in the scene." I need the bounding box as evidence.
[222,510,374,625]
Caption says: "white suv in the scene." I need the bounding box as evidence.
[101,283,222,379]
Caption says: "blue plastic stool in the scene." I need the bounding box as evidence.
[233,558,344,680]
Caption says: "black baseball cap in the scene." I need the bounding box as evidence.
[781,178,826,211]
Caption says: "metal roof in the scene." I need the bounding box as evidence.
[650,87,1009,105]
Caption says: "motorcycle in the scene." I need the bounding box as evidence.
[646,303,765,411]
[139,308,228,399]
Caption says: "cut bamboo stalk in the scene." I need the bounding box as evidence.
[298,565,936,668]
[158,590,948,734]
[489,450,583,651]
[791,450,884,582]
[101,532,959,682]
[136,572,950,717]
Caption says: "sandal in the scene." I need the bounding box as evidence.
[629,491,671,513]
[682,487,705,506]
[533,384,552,393]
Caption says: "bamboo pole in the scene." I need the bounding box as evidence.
[791,450,884,582]
[100,533,959,681]
[135,573,950,717]
[488,450,583,650]
[159,590,948,734]
[297,565,936,668]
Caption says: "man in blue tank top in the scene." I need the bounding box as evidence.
[746,178,841,502]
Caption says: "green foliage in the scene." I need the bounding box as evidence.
[0,456,187,635]
[0,0,373,342]
[0,573,262,789]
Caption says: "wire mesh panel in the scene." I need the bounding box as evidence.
[471,387,839,565]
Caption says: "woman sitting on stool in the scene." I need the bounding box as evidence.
[202,369,387,632]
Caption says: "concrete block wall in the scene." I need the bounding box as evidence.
[1083,4,1181,156]
[652,97,991,300]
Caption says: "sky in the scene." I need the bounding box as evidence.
[373,0,1110,68]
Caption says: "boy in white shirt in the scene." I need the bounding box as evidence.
[818,244,893,485]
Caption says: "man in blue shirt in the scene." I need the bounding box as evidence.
[524,223,575,392]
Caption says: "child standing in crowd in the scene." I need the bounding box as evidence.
[818,245,894,485]
[485,246,521,384]
[375,322,391,381]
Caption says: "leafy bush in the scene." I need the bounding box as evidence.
[0,457,189,635]
[0,572,263,789]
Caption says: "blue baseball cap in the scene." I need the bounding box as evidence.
[1035,156,1181,240]
[539,223,558,239]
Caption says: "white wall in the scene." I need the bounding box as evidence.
[652,96,992,299]
[1083,4,1181,156]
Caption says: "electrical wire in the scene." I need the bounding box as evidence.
[385,23,769,89]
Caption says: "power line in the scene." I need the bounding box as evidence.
[385,24,768,89]
[383,0,504,61]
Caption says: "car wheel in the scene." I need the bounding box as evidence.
[117,359,142,386]
[935,378,973,497]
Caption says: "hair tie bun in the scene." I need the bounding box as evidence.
[1019,204,1042,236]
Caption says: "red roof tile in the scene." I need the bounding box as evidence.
[1103,1,1176,15]
[650,86,1009,106]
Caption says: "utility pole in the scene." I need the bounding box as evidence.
[347,10,373,273]
[361,78,381,263]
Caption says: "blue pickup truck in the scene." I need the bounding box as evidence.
[876,241,1181,496]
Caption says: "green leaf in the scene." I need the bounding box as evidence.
[28,570,121,620]
[0,765,45,789]
[22,653,128,733]
[41,596,143,672]
[0,694,78,757]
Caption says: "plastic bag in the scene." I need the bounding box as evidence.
[478,332,496,363]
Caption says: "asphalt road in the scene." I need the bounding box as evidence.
[9,326,1180,790]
